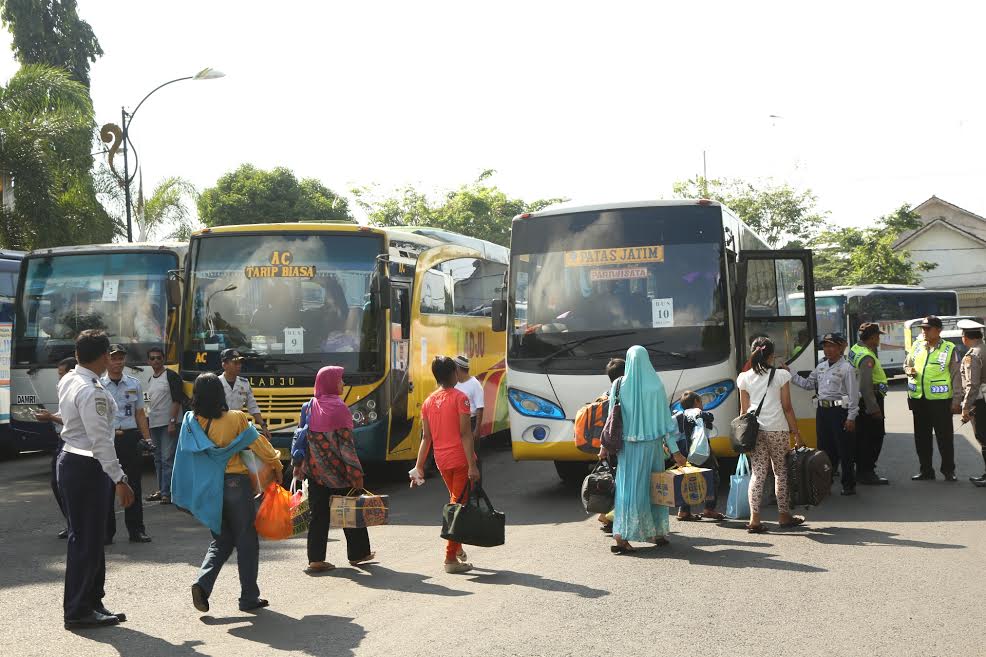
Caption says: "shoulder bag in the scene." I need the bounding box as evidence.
[600,377,624,453]
[729,367,776,454]
[441,483,506,547]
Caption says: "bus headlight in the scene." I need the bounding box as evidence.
[508,388,565,420]
[669,381,735,413]
[350,388,385,428]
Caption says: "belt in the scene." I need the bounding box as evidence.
[818,399,846,408]
[62,444,94,458]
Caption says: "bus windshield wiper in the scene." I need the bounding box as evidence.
[585,341,694,363]
[536,331,636,369]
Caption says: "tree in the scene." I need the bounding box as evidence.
[198,164,352,227]
[355,170,566,246]
[95,166,198,241]
[0,0,103,87]
[810,205,936,290]
[0,65,117,249]
[673,176,825,248]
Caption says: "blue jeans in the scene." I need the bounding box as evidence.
[151,425,178,497]
[195,474,261,609]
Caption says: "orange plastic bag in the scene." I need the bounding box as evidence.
[254,482,292,540]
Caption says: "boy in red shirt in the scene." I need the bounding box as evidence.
[410,356,480,573]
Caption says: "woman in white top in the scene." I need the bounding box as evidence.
[736,336,805,533]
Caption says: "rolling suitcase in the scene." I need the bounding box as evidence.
[786,447,832,508]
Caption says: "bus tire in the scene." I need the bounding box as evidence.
[554,460,591,485]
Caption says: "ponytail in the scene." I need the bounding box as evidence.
[749,336,775,375]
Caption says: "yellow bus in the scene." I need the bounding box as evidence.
[179,222,509,462]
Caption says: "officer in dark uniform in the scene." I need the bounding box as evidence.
[848,323,891,485]
[57,330,135,629]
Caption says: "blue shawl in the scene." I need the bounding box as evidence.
[611,345,678,442]
[171,411,260,534]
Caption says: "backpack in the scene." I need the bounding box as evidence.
[786,447,832,507]
[573,394,609,454]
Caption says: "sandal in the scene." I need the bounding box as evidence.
[702,511,726,521]
[676,513,701,522]
[304,562,335,573]
[610,541,635,554]
[778,516,806,529]
[746,524,769,534]
[349,552,376,566]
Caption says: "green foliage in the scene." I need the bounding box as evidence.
[0,0,103,87]
[810,205,936,290]
[673,176,825,248]
[198,164,352,227]
[95,166,198,241]
[0,64,118,249]
[355,171,566,246]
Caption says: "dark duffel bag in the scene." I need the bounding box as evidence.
[581,460,615,514]
[441,484,505,547]
[729,367,775,454]
[786,447,833,507]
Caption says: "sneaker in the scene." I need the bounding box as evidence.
[456,548,468,563]
[444,561,473,574]
[146,491,162,502]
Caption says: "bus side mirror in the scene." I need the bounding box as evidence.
[491,299,507,332]
[166,271,183,309]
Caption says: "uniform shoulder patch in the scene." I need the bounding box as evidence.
[95,395,108,417]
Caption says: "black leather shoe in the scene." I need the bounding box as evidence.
[857,472,890,485]
[911,472,935,481]
[841,487,857,496]
[64,611,120,630]
[191,584,209,612]
[94,606,127,622]
[969,473,986,483]
[128,533,152,543]
[57,528,69,539]
[240,599,270,612]
[943,473,958,482]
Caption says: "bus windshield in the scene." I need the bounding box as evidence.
[509,206,728,373]
[183,233,386,376]
[15,252,176,365]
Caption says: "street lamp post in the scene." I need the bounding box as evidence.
[120,67,225,242]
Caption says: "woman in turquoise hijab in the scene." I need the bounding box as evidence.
[603,345,686,553]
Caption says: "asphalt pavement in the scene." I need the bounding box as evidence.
[1,383,984,657]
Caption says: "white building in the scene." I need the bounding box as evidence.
[894,196,986,317]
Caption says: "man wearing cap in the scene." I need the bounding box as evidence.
[957,319,986,485]
[848,323,891,485]
[220,349,268,437]
[101,344,153,543]
[453,356,485,439]
[58,330,134,629]
[786,333,860,495]
[904,315,963,481]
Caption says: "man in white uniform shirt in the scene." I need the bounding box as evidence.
[453,355,485,438]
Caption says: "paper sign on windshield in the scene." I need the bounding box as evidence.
[101,279,119,302]
[589,268,648,282]
[565,246,664,267]
[652,298,674,328]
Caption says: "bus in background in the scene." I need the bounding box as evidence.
[791,285,958,376]
[0,251,24,458]
[493,200,819,482]
[904,315,984,361]
[179,223,508,463]
[11,243,186,454]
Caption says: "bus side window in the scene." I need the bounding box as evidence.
[392,287,410,339]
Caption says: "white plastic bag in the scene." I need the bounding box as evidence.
[685,408,711,465]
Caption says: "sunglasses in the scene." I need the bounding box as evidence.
[148,355,164,361]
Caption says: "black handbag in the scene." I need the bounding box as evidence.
[729,367,776,454]
[581,460,615,514]
[600,378,624,453]
[440,484,505,547]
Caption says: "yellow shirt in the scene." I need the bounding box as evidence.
[196,410,282,476]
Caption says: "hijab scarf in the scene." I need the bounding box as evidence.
[308,366,353,432]
[611,345,677,442]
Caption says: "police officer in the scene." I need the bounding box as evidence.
[786,333,860,495]
[57,330,135,629]
[957,319,986,486]
[101,344,153,543]
[848,323,891,486]
[220,349,269,437]
[904,315,963,481]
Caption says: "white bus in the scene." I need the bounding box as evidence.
[790,285,959,376]
[493,200,820,482]
[11,243,187,452]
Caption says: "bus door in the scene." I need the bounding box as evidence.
[389,280,413,443]
[737,250,819,446]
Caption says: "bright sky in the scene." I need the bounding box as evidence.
[2,1,985,231]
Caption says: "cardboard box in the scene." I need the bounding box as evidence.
[651,466,715,507]
[329,493,390,528]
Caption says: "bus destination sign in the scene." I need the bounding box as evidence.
[244,250,316,279]
[564,245,664,267]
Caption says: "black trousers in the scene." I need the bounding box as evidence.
[57,451,113,620]
[972,399,986,473]
[911,398,955,476]
[855,394,886,475]
[817,406,855,487]
[51,437,66,521]
[306,481,371,563]
[107,430,144,539]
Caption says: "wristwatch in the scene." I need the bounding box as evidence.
[169,417,177,424]
[116,475,129,485]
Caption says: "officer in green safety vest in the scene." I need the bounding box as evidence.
[848,323,891,485]
[904,315,963,481]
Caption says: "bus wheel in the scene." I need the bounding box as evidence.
[554,460,590,485]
